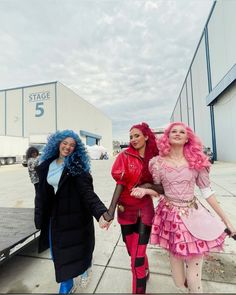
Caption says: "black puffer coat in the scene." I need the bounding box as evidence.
[35,158,107,282]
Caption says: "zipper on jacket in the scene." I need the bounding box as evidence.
[124,150,144,190]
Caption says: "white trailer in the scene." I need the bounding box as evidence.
[29,134,49,154]
[29,134,49,145]
[0,136,29,165]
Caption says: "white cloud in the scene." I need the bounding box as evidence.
[144,1,161,11]
[0,0,214,141]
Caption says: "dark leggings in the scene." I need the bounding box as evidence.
[121,218,151,294]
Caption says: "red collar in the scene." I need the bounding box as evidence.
[124,146,143,160]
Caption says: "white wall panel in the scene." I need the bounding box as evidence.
[180,84,189,125]
[0,92,5,135]
[172,99,181,122]
[214,84,236,162]
[6,89,22,136]
[56,82,112,155]
[191,39,212,147]
[208,0,236,88]
[186,74,195,131]
[23,83,56,137]
[170,0,236,161]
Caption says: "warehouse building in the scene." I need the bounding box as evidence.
[0,81,112,155]
[170,0,236,162]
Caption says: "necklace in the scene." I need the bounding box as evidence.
[168,155,186,168]
[57,157,65,165]
[169,155,184,161]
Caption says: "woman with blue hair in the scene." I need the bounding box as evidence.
[35,130,107,294]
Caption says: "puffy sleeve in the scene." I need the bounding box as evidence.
[111,152,127,186]
[196,167,215,199]
[149,156,161,184]
[28,157,39,172]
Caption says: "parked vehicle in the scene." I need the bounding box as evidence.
[22,143,46,167]
[0,136,29,165]
[120,144,129,152]
[22,134,49,167]
[203,146,214,164]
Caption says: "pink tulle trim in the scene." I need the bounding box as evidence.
[150,234,225,259]
[150,199,226,258]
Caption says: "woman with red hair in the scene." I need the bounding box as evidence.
[100,122,163,294]
[131,122,236,293]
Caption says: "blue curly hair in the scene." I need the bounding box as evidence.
[40,130,90,175]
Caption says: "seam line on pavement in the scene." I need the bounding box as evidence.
[211,180,236,197]
[93,232,122,293]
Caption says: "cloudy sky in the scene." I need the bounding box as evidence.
[0,0,214,141]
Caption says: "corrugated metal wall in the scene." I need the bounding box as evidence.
[171,0,236,161]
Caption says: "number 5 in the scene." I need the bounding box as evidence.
[35,102,44,117]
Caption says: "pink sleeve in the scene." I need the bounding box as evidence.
[111,153,127,186]
[149,156,161,184]
[196,167,211,189]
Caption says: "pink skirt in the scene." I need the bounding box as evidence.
[150,198,226,259]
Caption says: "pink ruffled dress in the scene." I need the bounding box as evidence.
[149,156,226,259]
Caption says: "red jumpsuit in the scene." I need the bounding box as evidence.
[112,147,154,294]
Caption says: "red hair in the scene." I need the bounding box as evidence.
[130,122,159,183]
[158,122,210,171]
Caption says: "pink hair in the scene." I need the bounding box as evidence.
[158,122,210,171]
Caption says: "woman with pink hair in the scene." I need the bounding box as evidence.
[131,122,236,293]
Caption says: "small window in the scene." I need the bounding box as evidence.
[86,136,97,146]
